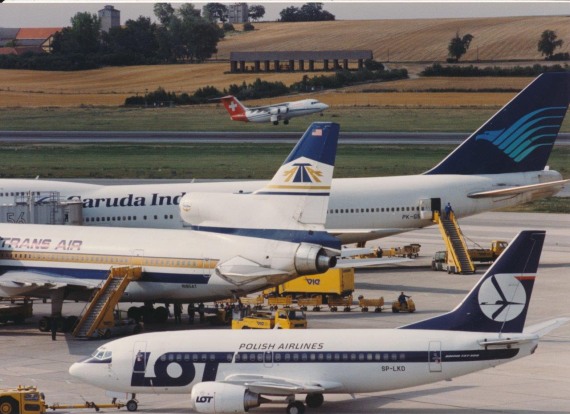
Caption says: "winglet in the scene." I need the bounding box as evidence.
[401,230,545,333]
[426,72,570,175]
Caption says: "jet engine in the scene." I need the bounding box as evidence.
[190,382,268,413]
[295,243,336,275]
[269,105,288,115]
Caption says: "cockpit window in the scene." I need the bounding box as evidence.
[90,348,112,361]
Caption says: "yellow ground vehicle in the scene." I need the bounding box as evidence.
[231,309,307,329]
[432,240,508,272]
[357,296,384,312]
[0,385,124,414]
[391,298,416,313]
[358,244,421,259]
[0,386,46,414]
[264,268,354,310]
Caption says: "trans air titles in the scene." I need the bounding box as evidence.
[0,237,82,251]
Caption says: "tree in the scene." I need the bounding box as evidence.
[279,3,335,22]
[538,30,564,59]
[153,3,175,26]
[203,3,228,23]
[104,17,158,58]
[447,32,474,62]
[177,3,201,21]
[248,5,265,22]
[52,12,101,54]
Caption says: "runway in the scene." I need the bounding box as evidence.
[0,212,568,413]
[1,130,569,145]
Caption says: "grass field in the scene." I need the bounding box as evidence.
[1,143,567,180]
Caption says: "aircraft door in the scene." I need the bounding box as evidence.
[202,258,213,277]
[428,341,442,373]
[132,341,148,374]
[264,351,273,368]
[419,198,441,220]
[130,249,144,267]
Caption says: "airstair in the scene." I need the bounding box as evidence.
[73,266,142,338]
[434,210,475,274]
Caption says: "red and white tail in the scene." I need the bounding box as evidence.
[220,95,248,121]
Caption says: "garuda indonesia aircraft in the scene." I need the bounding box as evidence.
[0,73,568,243]
[0,123,341,319]
[218,95,328,125]
[69,230,568,414]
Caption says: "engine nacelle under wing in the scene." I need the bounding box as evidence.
[191,382,265,413]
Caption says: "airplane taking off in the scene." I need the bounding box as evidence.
[69,230,568,414]
[0,123,341,320]
[0,73,568,243]
[218,95,328,125]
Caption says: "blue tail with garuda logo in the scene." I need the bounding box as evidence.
[426,72,570,175]
[401,230,545,333]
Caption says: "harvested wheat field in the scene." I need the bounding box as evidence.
[218,16,570,62]
[0,16,568,107]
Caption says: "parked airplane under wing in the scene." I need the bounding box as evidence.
[69,230,568,414]
[0,73,568,243]
[0,123,341,318]
[217,95,328,125]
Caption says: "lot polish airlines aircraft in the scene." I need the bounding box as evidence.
[0,123,341,320]
[218,95,328,125]
[0,73,568,244]
[69,230,568,414]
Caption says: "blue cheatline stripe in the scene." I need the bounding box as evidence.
[1,265,212,284]
[109,349,520,366]
[187,226,341,249]
[253,191,330,196]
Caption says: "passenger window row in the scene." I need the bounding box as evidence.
[329,206,426,214]
[84,214,175,223]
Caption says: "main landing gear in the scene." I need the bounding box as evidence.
[285,393,324,414]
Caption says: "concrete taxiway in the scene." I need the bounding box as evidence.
[0,211,568,413]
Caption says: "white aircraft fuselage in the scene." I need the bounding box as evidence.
[0,168,561,243]
[71,328,538,395]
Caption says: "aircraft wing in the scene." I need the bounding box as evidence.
[336,257,412,268]
[468,179,569,199]
[216,256,290,286]
[248,102,288,112]
[524,317,570,337]
[224,374,342,395]
[0,270,100,296]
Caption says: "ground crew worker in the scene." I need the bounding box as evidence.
[398,292,410,308]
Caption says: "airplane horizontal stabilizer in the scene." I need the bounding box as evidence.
[524,317,570,338]
[468,179,569,199]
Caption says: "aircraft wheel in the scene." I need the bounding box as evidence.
[0,397,18,414]
[305,393,324,408]
[153,306,169,323]
[126,399,138,412]
[361,307,368,312]
[286,401,305,414]
[103,329,112,339]
[66,316,79,331]
[284,119,289,125]
[273,121,279,125]
[38,316,50,332]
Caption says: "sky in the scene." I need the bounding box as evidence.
[1,1,570,27]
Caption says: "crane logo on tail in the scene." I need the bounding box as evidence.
[475,106,566,162]
[478,273,529,322]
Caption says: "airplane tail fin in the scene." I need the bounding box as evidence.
[402,230,545,333]
[220,95,248,121]
[425,72,570,175]
[180,122,340,248]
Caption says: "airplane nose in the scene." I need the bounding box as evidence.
[322,104,329,110]
[69,362,85,380]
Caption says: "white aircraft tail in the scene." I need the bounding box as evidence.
[180,123,341,249]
